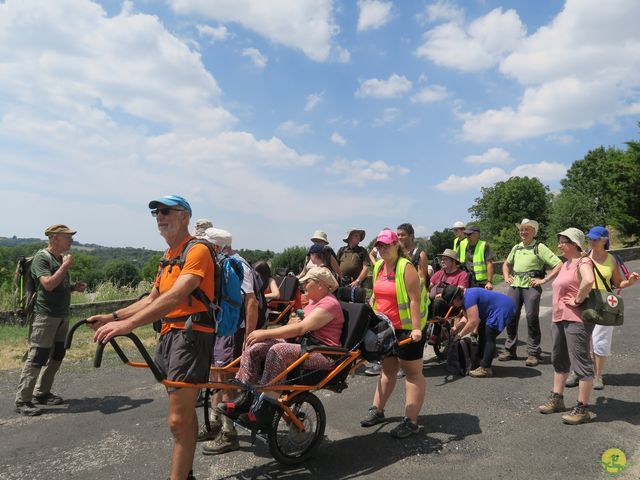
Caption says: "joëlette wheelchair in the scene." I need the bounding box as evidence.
[65,301,408,465]
[266,274,301,326]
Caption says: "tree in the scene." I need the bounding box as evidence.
[104,260,141,287]
[141,253,163,282]
[236,249,275,265]
[426,229,455,259]
[469,176,551,240]
[546,189,606,244]
[270,246,307,274]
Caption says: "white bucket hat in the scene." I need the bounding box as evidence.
[516,218,539,236]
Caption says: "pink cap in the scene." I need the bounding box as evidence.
[375,229,398,245]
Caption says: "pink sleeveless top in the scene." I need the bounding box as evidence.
[373,268,402,329]
[552,258,591,323]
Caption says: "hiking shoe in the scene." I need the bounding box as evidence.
[565,371,579,387]
[562,402,591,425]
[202,429,240,455]
[593,375,604,390]
[539,392,565,414]
[197,418,222,442]
[525,355,540,367]
[33,393,64,405]
[15,401,42,416]
[364,363,382,376]
[498,351,516,362]
[390,417,419,439]
[469,366,493,378]
[360,406,385,427]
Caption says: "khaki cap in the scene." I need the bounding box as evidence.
[44,224,77,236]
[299,266,339,292]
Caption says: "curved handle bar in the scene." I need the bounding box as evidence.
[65,319,89,350]
[94,333,165,383]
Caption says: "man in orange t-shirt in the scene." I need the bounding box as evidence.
[89,194,214,480]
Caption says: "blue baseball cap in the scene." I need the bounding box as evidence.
[586,226,609,249]
[148,195,192,216]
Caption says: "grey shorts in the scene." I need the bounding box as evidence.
[154,329,214,385]
[551,320,595,380]
[212,328,245,367]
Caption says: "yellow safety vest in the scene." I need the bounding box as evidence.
[453,237,468,258]
[373,257,429,330]
[460,240,488,281]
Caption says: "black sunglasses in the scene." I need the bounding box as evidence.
[151,207,183,217]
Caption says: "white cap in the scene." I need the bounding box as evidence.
[203,227,232,248]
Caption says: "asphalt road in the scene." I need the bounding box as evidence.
[2,261,639,480]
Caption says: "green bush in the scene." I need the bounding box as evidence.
[271,246,307,274]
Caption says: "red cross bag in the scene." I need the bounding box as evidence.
[580,263,624,326]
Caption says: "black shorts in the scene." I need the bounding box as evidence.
[393,328,427,361]
[154,329,214,386]
[212,328,245,367]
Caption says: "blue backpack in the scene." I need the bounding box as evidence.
[215,254,244,336]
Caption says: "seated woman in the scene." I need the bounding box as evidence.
[445,285,516,378]
[217,266,344,426]
[253,261,281,303]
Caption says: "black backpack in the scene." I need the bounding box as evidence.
[446,336,479,376]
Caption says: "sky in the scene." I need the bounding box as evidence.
[1,0,639,252]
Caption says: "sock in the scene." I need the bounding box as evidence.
[221,414,234,432]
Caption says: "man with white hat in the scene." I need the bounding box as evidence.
[451,221,467,258]
[15,224,87,416]
[500,219,562,367]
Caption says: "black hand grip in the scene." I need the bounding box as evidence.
[65,319,88,350]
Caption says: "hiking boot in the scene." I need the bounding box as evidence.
[33,393,64,405]
[498,351,516,362]
[215,391,253,419]
[562,402,591,425]
[593,375,604,390]
[15,401,42,416]
[197,418,222,442]
[565,371,579,388]
[364,362,382,376]
[469,366,493,378]
[390,417,419,439]
[202,430,240,455]
[538,392,565,414]
[525,355,540,367]
[360,406,385,427]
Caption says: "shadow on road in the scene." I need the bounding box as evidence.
[220,412,481,479]
[592,397,640,425]
[46,395,154,415]
[603,372,640,387]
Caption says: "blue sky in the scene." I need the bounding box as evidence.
[1,0,639,252]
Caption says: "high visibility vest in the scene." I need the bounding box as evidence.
[454,237,468,258]
[373,257,429,331]
[461,240,488,281]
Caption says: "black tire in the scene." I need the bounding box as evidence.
[267,392,326,466]
[433,322,451,361]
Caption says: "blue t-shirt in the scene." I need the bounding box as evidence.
[463,287,515,332]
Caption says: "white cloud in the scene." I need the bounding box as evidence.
[169,0,338,62]
[328,158,409,186]
[459,0,640,142]
[356,74,412,98]
[357,0,393,32]
[242,47,268,68]
[411,84,449,103]
[372,107,400,127]
[333,45,351,63]
[464,147,513,165]
[305,92,324,112]
[435,161,567,191]
[419,0,464,24]
[330,132,347,145]
[276,120,312,136]
[416,8,526,72]
[196,23,229,42]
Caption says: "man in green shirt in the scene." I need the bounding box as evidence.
[499,219,562,366]
[15,224,86,416]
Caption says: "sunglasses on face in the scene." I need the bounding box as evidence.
[151,207,183,217]
[375,243,392,250]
